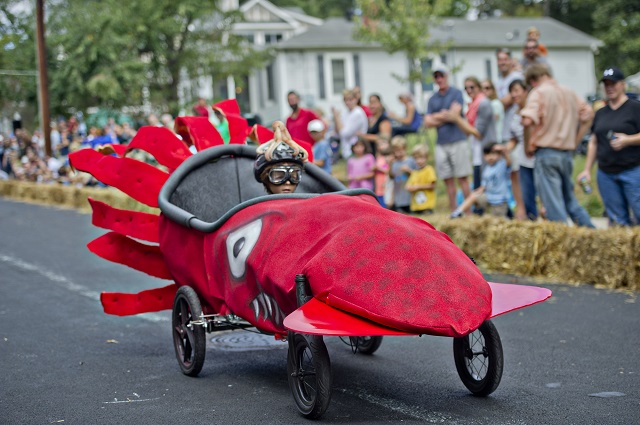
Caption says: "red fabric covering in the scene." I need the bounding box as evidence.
[159,193,491,337]
[89,198,160,243]
[101,284,177,316]
[126,127,192,172]
[174,117,224,151]
[212,99,249,144]
[250,124,314,162]
[88,232,173,280]
[70,149,168,208]
[213,99,241,116]
[225,114,250,145]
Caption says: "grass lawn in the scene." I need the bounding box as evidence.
[332,131,604,217]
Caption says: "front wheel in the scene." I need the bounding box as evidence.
[453,320,503,396]
[287,332,332,419]
[172,286,206,377]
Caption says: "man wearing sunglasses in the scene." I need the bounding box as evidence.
[254,121,309,195]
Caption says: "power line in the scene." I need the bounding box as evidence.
[0,69,38,76]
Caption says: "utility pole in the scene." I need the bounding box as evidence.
[36,0,51,157]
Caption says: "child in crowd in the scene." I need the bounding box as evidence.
[373,137,391,207]
[405,144,437,214]
[347,139,375,190]
[307,119,332,175]
[451,142,511,218]
[389,136,417,213]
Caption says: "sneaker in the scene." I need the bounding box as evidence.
[450,210,463,219]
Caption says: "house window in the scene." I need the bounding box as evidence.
[353,54,361,88]
[485,59,492,81]
[421,59,434,91]
[331,59,346,94]
[265,33,282,44]
[266,63,275,101]
[239,34,254,44]
[317,55,325,100]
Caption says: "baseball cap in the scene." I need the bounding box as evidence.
[601,67,625,82]
[307,119,325,133]
[432,64,449,76]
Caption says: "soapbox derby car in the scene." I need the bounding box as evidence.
[70,122,551,420]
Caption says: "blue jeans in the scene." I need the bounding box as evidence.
[596,165,640,226]
[519,166,538,220]
[534,148,594,227]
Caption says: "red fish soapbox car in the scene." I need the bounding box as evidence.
[71,136,551,420]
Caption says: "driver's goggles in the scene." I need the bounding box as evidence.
[268,166,302,185]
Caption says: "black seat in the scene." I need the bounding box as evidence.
[159,144,347,230]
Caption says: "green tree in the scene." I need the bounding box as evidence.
[46,0,272,116]
[592,0,640,77]
[353,0,455,84]
[0,1,38,121]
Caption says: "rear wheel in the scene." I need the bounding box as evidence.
[172,286,206,377]
[287,332,332,419]
[349,336,383,355]
[453,320,503,396]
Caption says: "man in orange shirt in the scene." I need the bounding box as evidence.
[520,64,594,227]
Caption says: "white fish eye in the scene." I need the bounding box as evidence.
[226,219,262,279]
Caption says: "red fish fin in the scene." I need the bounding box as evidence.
[174,117,224,151]
[126,126,191,171]
[101,284,177,316]
[69,149,168,208]
[213,98,241,116]
[96,144,127,156]
[489,282,552,318]
[88,232,172,279]
[89,198,160,243]
[250,124,273,143]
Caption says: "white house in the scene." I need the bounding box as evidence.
[226,1,603,125]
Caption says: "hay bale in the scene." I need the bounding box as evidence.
[423,215,640,290]
[2,180,639,290]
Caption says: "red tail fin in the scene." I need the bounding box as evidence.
[88,232,172,279]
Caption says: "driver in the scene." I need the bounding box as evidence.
[254,121,309,194]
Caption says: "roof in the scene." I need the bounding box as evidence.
[277,17,602,51]
[240,0,322,27]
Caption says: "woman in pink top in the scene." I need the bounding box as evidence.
[347,139,375,190]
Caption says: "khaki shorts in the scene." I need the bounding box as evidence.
[476,194,509,217]
[435,139,472,180]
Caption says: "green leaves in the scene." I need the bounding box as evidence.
[38,0,271,116]
[354,0,455,84]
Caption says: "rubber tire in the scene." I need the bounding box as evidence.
[453,320,503,396]
[172,286,206,377]
[287,332,332,419]
[350,336,383,355]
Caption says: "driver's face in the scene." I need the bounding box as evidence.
[266,180,298,194]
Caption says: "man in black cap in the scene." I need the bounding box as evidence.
[577,67,640,226]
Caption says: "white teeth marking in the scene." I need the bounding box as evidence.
[251,299,260,320]
[265,294,273,317]
[258,294,268,320]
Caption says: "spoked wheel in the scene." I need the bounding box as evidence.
[453,320,503,396]
[287,332,332,419]
[172,286,206,377]
[349,336,383,355]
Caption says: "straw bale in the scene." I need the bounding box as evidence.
[423,215,640,290]
[1,181,639,290]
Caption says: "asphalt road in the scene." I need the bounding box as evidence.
[0,198,638,424]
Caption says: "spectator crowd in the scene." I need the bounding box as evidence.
[2,26,639,226]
